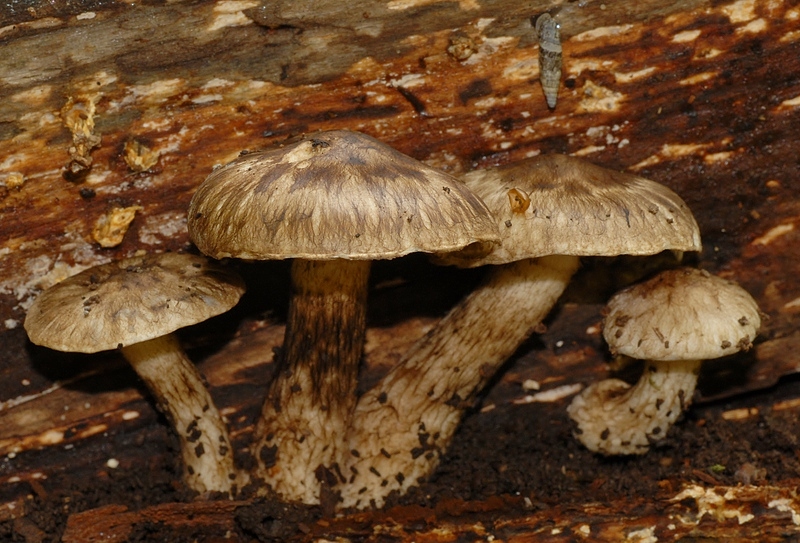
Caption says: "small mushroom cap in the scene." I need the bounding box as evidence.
[603,267,761,361]
[24,253,245,353]
[188,130,499,261]
[439,154,702,267]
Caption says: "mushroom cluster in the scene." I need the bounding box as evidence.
[22,130,762,513]
[339,153,702,508]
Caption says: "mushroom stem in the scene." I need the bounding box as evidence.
[120,334,244,495]
[254,258,370,504]
[567,358,702,455]
[339,254,580,509]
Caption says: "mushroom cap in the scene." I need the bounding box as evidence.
[439,154,702,267]
[603,267,761,361]
[188,130,499,261]
[24,253,245,353]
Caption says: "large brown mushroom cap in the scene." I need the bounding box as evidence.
[24,253,245,353]
[442,154,702,267]
[603,267,761,361]
[188,130,499,261]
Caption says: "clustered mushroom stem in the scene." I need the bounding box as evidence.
[567,358,702,455]
[338,254,580,509]
[254,258,370,504]
[120,334,244,495]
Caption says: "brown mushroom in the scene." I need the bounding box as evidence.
[340,154,702,509]
[187,130,499,504]
[568,267,762,455]
[23,253,246,495]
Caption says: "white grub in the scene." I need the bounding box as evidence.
[535,13,562,108]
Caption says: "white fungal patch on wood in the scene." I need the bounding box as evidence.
[630,142,711,170]
[778,94,800,109]
[572,145,606,156]
[721,0,757,24]
[577,80,623,113]
[737,18,768,34]
[502,57,538,81]
[11,84,54,106]
[680,71,718,85]
[387,0,479,10]
[208,0,259,32]
[138,211,188,245]
[614,67,657,83]
[751,222,794,246]
[704,150,737,164]
[673,29,702,43]
[626,526,658,543]
[535,13,562,109]
[573,24,635,42]
[671,485,759,526]
[781,29,800,43]
[462,36,516,66]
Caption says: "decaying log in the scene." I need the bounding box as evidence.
[1,0,800,539]
[61,483,800,542]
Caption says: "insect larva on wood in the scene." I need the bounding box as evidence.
[535,13,562,109]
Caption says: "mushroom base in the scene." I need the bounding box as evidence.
[339,254,580,509]
[254,258,370,504]
[121,334,243,495]
[567,358,702,455]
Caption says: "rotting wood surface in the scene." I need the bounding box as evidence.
[1,0,800,539]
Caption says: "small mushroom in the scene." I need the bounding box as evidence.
[340,154,702,509]
[567,267,762,455]
[187,130,499,504]
[23,253,246,495]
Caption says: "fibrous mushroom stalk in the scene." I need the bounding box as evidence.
[567,358,701,455]
[121,334,244,494]
[254,259,370,504]
[339,254,580,509]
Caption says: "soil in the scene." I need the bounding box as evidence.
[2,256,799,542]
